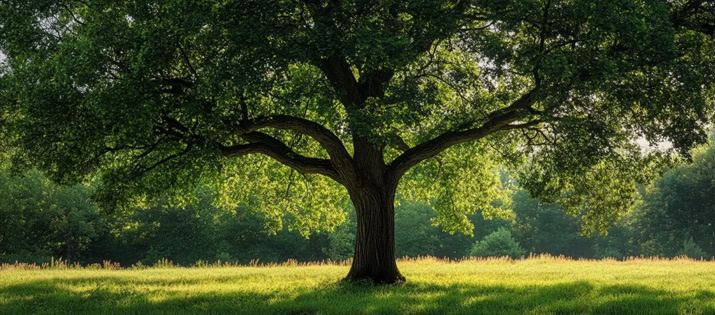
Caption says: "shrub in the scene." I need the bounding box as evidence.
[471,227,526,259]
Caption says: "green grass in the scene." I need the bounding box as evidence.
[1,256,714,314]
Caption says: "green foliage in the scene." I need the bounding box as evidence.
[395,200,439,257]
[510,190,594,257]
[0,0,712,241]
[212,158,349,236]
[402,143,513,235]
[325,213,356,261]
[678,237,709,259]
[0,169,344,265]
[632,138,715,257]
[125,202,224,265]
[470,227,526,259]
[590,224,639,260]
[394,198,478,258]
[1,166,714,264]
[520,148,672,235]
[0,170,103,264]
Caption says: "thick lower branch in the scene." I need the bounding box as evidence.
[388,90,539,178]
[219,135,340,180]
[229,114,353,174]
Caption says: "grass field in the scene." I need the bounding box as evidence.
[1,256,714,314]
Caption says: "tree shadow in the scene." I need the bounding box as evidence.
[1,278,712,314]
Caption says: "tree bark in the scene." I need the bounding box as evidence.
[343,135,405,284]
[345,184,405,284]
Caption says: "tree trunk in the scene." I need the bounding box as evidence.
[344,184,405,284]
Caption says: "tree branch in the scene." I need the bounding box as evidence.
[670,0,714,36]
[130,144,193,179]
[393,135,411,152]
[177,42,198,79]
[389,90,539,178]
[229,114,353,173]
[220,132,340,181]
[318,54,363,107]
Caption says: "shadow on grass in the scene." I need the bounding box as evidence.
[1,278,712,314]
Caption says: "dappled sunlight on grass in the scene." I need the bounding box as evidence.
[1,257,714,314]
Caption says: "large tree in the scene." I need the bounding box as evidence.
[0,0,713,283]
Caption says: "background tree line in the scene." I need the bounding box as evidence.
[1,137,713,266]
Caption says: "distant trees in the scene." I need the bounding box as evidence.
[0,170,103,264]
[631,137,715,258]
[510,190,593,257]
[0,170,342,265]
[394,199,476,258]
[678,238,708,259]
[2,139,715,265]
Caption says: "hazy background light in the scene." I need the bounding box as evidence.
[636,137,673,151]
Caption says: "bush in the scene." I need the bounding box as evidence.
[471,227,526,259]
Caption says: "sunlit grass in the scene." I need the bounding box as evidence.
[1,256,714,314]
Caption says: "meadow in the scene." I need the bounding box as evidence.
[1,256,714,315]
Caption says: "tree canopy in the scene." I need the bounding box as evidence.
[1,0,713,282]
